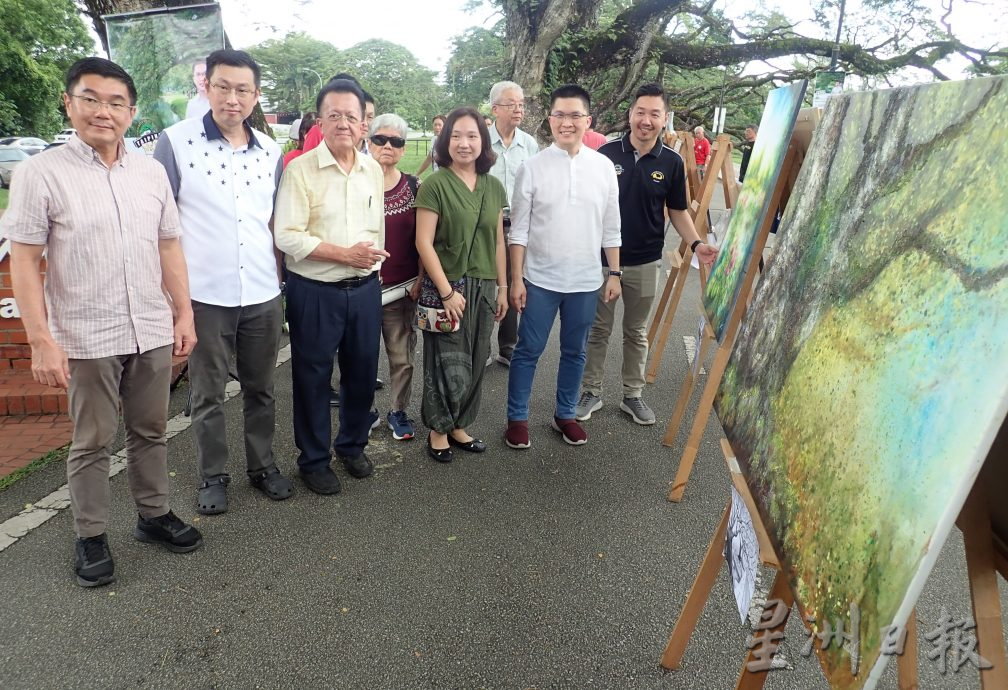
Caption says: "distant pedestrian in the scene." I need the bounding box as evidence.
[582,126,607,150]
[1,57,203,588]
[283,113,316,169]
[738,124,758,183]
[693,125,710,178]
[416,114,445,176]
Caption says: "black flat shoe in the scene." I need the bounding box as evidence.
[448,435,487,453]
[427,434,453,463]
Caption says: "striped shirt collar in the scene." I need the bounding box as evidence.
[66,134,128,167]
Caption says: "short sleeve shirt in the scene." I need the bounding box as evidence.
[598,135,688,266]
[413,169,506,281]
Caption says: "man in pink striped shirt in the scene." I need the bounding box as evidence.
[0,58,203,588]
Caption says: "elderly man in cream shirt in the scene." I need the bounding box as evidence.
[274,78,387,497]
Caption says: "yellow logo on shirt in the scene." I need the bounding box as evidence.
[651,171,665,182]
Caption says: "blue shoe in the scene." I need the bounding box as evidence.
[386,410,415,441]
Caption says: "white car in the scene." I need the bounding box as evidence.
[53,129,76,143]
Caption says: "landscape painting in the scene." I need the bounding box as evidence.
[702,81,806,342]
[714,75,1008,690]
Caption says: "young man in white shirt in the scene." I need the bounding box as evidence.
[504,84,621,449]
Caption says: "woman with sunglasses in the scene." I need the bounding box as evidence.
[369,114,424,442]
[414,107,508,462]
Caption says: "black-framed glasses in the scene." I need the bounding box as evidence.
[370,134,406,148]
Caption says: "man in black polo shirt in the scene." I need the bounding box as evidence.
[576,83,718,425]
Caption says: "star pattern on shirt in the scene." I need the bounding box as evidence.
[189,162,194,169]
[187,139,193,146]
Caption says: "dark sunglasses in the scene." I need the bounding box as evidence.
[370,134,406,148]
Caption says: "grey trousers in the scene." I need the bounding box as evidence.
[67,345,172,538]
[189,296,283,481]
[582,260,661,398]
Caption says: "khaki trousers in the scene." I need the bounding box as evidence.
[381,296,417,412]
[67,345,172,538]
[581,260,661,399]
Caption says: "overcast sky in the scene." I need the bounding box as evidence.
[203,0,1002,80]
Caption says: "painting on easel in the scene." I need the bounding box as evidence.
[702,81,806,342]
[714,75,1008,690]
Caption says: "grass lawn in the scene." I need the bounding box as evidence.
[399,138,433,178]
[0,188,8,209]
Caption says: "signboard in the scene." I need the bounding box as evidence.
[104,3,225,151]
[812,70,845,108]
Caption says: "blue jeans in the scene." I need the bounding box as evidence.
[506,280,598,421]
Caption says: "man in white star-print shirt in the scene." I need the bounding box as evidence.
[154,49,291,515]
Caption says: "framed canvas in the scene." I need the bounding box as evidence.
[715,75,1008,689]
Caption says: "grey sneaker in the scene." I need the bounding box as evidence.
[620,396,656,425]
[575,391,603,421]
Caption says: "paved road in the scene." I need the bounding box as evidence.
[0,208,1003,689]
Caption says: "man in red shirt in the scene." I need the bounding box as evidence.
[693,125,710,177]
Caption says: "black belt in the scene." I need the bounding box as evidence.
[503,217,511,229]
[290,271,377,289]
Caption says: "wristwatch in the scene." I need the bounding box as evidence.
[608,270,623,278]
[690,239,702,253]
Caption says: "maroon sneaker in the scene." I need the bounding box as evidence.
[551,417,588,445]
[505,420,531,449]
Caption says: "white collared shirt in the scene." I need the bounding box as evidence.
[154,113,283,308]
[508,144,621,293]
[489,124,539,205]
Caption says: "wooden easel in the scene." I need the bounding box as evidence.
[660,440,1007,690]
[645,135,738,383]
[665,140,801,502]
[660,109,821,458]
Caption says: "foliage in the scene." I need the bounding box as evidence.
[340,39,447,129]
[0,0,91,137]
[247,32,342,113]
[444,26,507,108]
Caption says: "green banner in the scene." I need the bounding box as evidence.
[104,4,224,145]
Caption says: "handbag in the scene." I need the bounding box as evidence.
[415,185,487,333]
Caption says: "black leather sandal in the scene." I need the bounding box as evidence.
[448,435,487,453]
[197,475,231,515]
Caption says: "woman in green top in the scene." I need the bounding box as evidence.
[414,106,508,463]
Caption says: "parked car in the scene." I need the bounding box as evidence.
[53,128,76,143]
[0,137,48,155]
[0,147,30,187]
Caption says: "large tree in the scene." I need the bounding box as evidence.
[487,0,1007,136]
[247,32,342,113]
[0,0,92,136]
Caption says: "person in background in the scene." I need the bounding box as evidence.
[576,83,718,427]
[370,113,423,441]
[414,107,508,463]
[274,78,387,496]
[738,124,758,183]
[487,80,539,368]
[1,57,203,587]
[154,49,289,515]
[283,114,316,169]
[504,84,621,450]
[415,114,445,176]
[582,125,607,150]
[693,125,710,178]
[185,60,210,120]
[359,91,376,156]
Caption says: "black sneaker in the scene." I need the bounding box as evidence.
[134,510,204,553]
[74,534,115,588]
[300,466,342,495]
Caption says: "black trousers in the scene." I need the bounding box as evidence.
[286,271,381,470]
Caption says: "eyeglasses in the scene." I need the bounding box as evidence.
[69,94,134,115]
[370,134,406,149]
[549,112,588,123]
[209,82,256,99]
[323,112,361,126]
[495,101,525,111]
